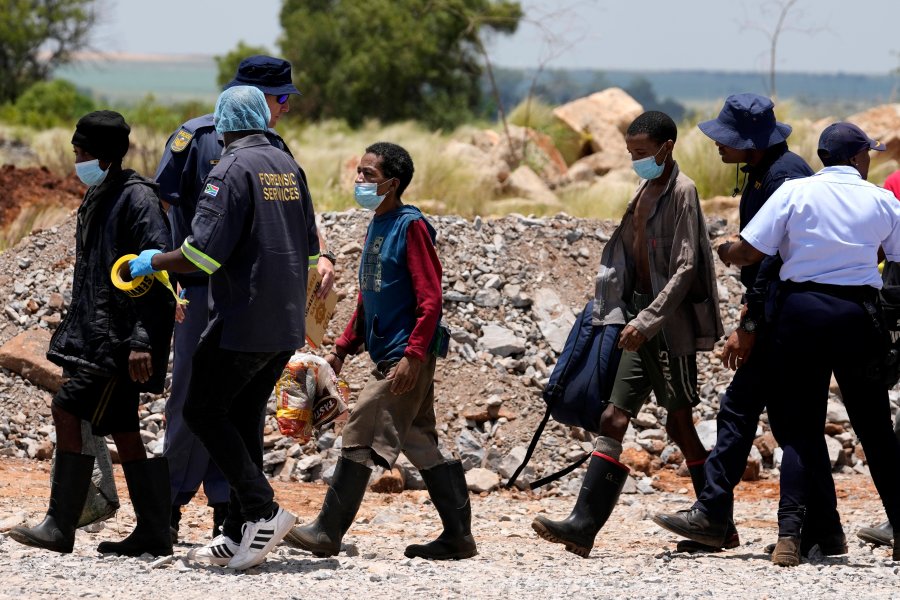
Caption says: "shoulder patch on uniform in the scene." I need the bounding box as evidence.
[204,183,220,197]
[170,129,194,153]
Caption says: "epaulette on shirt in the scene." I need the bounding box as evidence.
[169,114,216,154]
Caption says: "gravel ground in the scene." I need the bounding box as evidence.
[0,458,897,600]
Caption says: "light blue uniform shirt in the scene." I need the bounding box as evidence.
[741,166,900,288]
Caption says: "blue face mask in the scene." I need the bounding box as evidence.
[354,181,388,210]
[631,144,668,180]
[75,159,109,186]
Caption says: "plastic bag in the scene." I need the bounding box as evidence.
[274,353,349,442]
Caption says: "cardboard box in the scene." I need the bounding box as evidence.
[305,267,338,348]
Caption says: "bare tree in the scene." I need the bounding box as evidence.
[450,0,596,167]
[740,0,827,98]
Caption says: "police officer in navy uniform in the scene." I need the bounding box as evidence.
[130,86,319,570]
[154,55,335,542]
[654,94,843,556]
[717,122,900,566]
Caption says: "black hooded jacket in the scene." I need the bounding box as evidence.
[48,169,175,392]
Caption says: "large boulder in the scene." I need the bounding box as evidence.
[0,327,62,392]
[444,140,510,193]
[489,125,569,184]
[505,165,560,206]
[847,104,900,163]
[553,88,643,170]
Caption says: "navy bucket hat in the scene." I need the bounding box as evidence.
[698,93,792,150]
[224,55,301,96]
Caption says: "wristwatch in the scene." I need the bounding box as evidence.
[320,250,337,266]
[738,316,758,334]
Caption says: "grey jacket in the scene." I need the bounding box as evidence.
[593,163,723,357]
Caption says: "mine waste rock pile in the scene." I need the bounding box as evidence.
[1,207,895,498]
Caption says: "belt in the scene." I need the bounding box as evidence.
[781,280,877,303]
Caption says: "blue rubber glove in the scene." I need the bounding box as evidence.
[129,249,162,278]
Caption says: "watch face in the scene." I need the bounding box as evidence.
[741,318,757,333]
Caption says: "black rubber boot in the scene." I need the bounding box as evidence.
[8,451,94,553]
[97,458,173,557]
[404,460,477,560]
[857,520,893,547]
[211,502,229,539]
[531,452,629,558]
[283,457,371,556]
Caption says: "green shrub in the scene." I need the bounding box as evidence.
[4,79,95,129]
[121,95,214,134]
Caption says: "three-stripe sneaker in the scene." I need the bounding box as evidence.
[227,507,296,570]
[186,534,239,566]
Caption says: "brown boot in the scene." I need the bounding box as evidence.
[772,536,801,567]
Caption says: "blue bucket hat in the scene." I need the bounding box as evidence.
[817,122,886,162]
[698,93,792,150]
[224,55,301,96]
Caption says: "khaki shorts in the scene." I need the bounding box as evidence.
[341,354,444,470]
[609,292,699,416]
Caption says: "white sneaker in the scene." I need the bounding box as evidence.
[227,507,296,570]
[187,534,240,566]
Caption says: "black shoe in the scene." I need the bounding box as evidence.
[674,521,741,552]
[283,457,371,557]
[857,520,893,547]
[652,508,730,549]
[404,460,477,560]
[531,452,630,558]
[97,458,173,557]
[8,452,94,553]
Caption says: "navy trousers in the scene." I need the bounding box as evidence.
[163,283,229,506]
[183,321,292,532]
[694,329,840,530]
[769,285,900,538]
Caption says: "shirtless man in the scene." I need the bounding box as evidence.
[531,111,723,558]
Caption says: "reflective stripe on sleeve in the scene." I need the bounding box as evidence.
[308,253,319,267]
[181,240,222,275]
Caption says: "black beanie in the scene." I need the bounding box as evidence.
[71,110,131,162]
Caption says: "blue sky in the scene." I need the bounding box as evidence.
[94,0,899,74]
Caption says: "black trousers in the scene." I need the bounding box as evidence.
[694,329,839,532]
[769,285,900,538]
[183,323,292,532]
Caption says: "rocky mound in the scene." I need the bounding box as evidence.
[0,209,893,496]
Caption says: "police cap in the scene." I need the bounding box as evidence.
[224,55,301,96]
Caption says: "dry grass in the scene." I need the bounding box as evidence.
[8,106,899,225]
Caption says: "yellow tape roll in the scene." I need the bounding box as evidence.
[111,254,155,298]
[110,254,189,305]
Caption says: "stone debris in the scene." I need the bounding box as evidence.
[0,208,896,502]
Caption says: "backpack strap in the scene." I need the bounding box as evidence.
[528,452,591,490]
[504,402,551,489]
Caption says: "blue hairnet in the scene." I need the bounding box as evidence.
[213,85,271,134]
